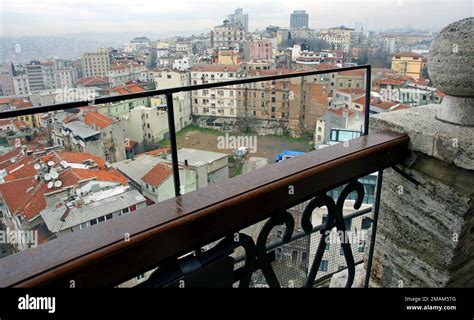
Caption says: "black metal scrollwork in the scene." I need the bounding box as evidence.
[301,180,365,288]
[255,210,295,288]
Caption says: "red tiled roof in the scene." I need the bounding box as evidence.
[392,51,423,58]
[10,99,33,108]
[63,115,79,123]
[371,98,397,110]
[0,98,11,104]
[14,120,28,129]
[142,163,173,187]
[338,69,365,77]
[76,77,109,86]
[378,79,405,86]
[329,108,355,117]
[72,168,128,185]
[84,112,113,129]
[0,119,14,126]
[0,177,38,216]
[192,64,241,72]
[40,151,106,169]
[0,149,22,169]
[0,154,129,221]
[142,148,170,157]
[3,157,37,181]
[108,84,146,94]
[391,103,411,111]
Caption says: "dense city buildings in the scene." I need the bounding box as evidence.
[0,4,459,291]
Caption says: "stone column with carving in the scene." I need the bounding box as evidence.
[367,17,473,287]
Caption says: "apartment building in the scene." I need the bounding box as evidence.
[0,62,15,96]
[320,26,355,50]
[242,40,273,62]
[83,112,126,163]
[228,8,249,32]
[391,51,426,80]
[124,105,168,152]
[107,61,146,87]
[81,48,111,78]
[191,64,244,118]
[153,69,192,131]
[290,10,309,29]
[213,20,246,49]
[25,61,45,92]
[237,69,329,136]
[13,75,31,96]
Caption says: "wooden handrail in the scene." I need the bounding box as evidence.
[0,130,409,287]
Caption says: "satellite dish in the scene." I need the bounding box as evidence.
[47,182,54,189]
[54,180,63,188]
[47,161,55,167]
[51,171,59,179]
[44,173,51,181]
[34,164,41,170]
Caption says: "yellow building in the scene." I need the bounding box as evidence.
[217,49,242,65]
[391,52,426,80]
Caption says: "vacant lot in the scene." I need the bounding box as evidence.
[165,126,313,161]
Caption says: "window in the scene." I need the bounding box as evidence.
[98,216,105,223]
[291,251,298,262]
[79,222,89,230]
[167,75,172,79]
[359,240,366,253]
[122,207,129,215]
[319,260,328,272]
[302,251,308,263]
[361,217,372,230]
[105,214,113,220]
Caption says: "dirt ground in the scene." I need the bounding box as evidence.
[177,130,313,162]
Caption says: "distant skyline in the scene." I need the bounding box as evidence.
[0,0,472,37]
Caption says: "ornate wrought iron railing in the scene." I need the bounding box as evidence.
[0,65,410,288]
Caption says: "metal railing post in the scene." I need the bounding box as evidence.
[363,65,372,136]
[165,93,181,197]
[364,169,383,288]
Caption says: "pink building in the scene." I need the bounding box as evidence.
[243,41,273,62]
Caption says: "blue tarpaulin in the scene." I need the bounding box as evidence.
[275,150,305,162]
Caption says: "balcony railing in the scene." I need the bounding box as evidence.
[0,65,410,288]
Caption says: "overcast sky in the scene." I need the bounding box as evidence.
[1,0,472,37]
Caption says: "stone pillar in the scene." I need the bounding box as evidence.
[368,17,474,287]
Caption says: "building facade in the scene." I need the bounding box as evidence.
[290,10,309,29]
[81,48,111,78]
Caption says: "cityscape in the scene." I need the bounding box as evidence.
[0,0,472,294]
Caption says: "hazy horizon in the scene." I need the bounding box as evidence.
[1,0,472,38]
